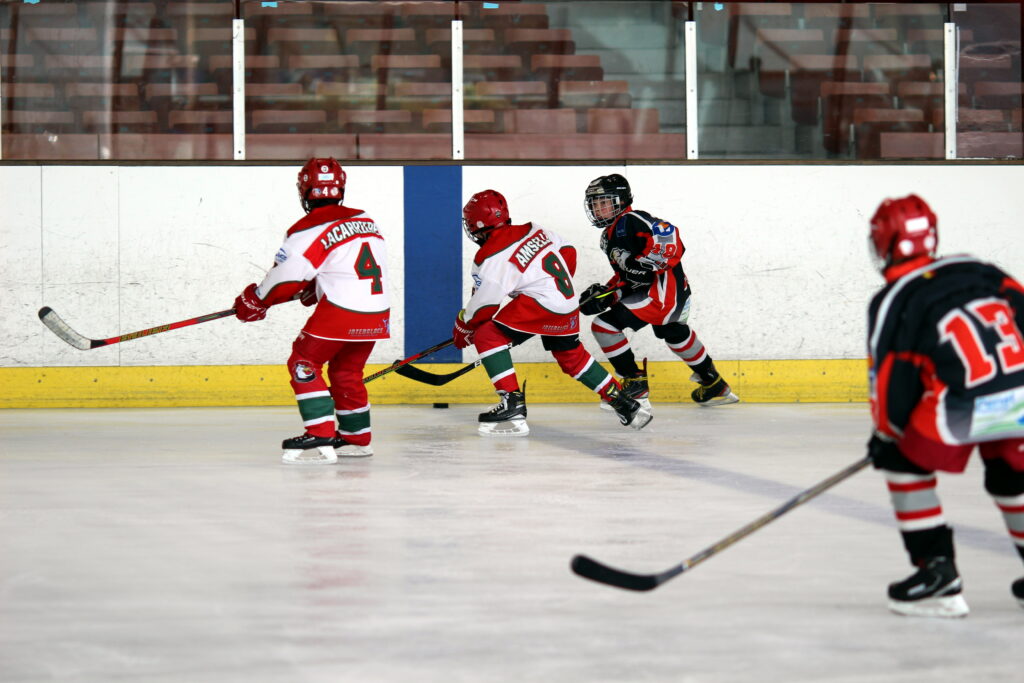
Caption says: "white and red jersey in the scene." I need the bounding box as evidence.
[465,222,580,337]
[257,204,390,341]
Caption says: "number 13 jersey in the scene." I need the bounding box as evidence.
[868,255,1024,445]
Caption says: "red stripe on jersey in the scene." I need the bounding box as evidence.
[303,221,382,268]
[1010,528,1024,539]
[592,322,620,335]
[895,506,943,521]
[886,479,936,493]
[997,503,1024,513]
[602,338,629,353]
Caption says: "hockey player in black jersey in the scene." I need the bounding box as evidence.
[579,173,737,413]
[866,194,1024,617]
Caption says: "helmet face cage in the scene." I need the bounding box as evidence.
[584,174,632,229]
[869,194,938,271]
[462,190,510,245]
[297,157,346,212]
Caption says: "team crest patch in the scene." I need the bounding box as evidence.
[274,248,288,264]
[292,361,316,383]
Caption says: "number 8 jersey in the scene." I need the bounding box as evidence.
[868,255,1024,446]
[257,204,390,341]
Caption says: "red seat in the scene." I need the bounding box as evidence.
[81,110,159,134]
[370,54,445,82]
[897,81,969,127]
[245,134,358,161]
[1,82,60,110]
[957,132,1024,159]
[356,133,452,160]
[530,55,604,83]
[251,109,329,134]
[422,109,497,133]
[862,54,934,84]
[502,109,578,135]
[43,55,116,81]
[952,108,1013,132]
[754,28,827,98]
[471,81,548,109]
[462,55,525,83]
[833,29,901,58]
[2,110,75,134]
[426,28,500,57]
[853,108,928,158]
[246,82,309,110]
[789,55,860,125]
[821,81,893,154]
[66,83,142,112]
[98,133,233,160]
[345,28,419,60]
[266,27,342,58]
[464,133,686,160]
[558,81,632,109]
[315,82,385,110]
[586,108,661,134]
[338,110,415,134]
[959,51,1014,84]
[879,132,943,159]
[168,110,233,133]
[504,29,574,56]
[392,82,452,111]
[2,134,99,160]
[973,82,1024,110]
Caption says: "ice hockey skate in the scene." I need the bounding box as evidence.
[601,361,652,414]
[604,385,653,430]
[281,432,338,465]
[478,388,529,437]
[690,372,739,407]
[1013,577,1024,609]
[333,432,373,458]
[887,556,969,618]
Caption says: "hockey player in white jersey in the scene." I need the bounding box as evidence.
[453,189,652,436]
[233,158,390,464]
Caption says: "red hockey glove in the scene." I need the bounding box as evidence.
[234,283,268,322]
[299,281,318,307]
[453,309,475,349]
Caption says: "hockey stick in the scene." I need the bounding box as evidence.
[361,338,455,384]
[571,456,872,591]
[38,306,237,350]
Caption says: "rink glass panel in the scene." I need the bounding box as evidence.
[0,1,1019,161]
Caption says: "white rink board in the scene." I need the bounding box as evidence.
[3,164,1023,367]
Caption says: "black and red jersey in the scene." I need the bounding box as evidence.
[600,209,691,325]
[868,255,1024,445]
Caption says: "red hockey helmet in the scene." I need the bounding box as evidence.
[297,157,346,213]
[869,194,938,271]
[462,189,510,245]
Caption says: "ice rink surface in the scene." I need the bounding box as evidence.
[1,402,1022,682]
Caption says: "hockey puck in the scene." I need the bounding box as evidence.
[433,402,449,409]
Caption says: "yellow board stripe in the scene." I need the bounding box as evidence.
[0,360,868,408]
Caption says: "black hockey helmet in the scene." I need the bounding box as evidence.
[584,174,632,229]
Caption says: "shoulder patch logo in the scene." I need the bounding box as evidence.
[274,248,288,264]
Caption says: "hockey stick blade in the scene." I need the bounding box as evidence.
[38,307,93,350]
[393,360,479,386]
[571,554,683,591]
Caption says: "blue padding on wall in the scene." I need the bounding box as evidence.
[403,166,462,362]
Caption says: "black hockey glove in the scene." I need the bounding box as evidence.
[580,283,614,316]
[866,434,902,470]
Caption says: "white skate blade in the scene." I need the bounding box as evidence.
[625,405,653,431]
[282,445,338,465]
[696,391,739,408]
[336,443,373,458]
[888,594,969,618]
[478,418,530,437]
[600,397,652,413]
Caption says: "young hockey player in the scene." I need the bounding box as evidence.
[454,189,652,436]
[233,158,390,465]
[580,173,737,413]
[866,194,1024,617]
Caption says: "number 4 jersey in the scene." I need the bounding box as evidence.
[257,204,390,341]
[465,222,580,336]
[868,255,1024,446]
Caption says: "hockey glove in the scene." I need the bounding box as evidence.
[453,309,475,349]
[866,433,903,470]
[234,283,269,322]
[580,283,615,316]
[299,280,318,307]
